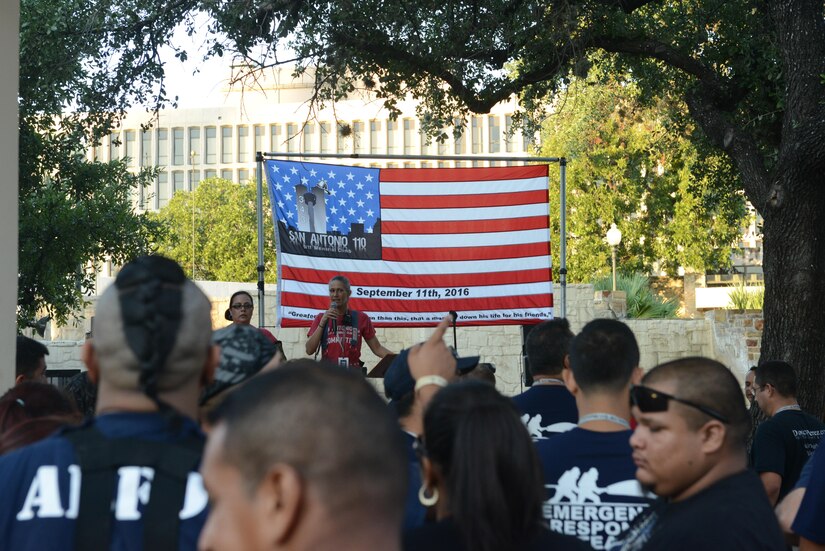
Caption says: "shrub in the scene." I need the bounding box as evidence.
[593,273,679,319]
[728,281,764,310]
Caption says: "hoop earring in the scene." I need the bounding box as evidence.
[418,485,439,507]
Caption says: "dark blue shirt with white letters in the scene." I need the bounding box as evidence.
[0,412,208,550]
[537,428,654,550]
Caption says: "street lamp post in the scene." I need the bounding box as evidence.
[606,223,622,292]
[190,150,197,280]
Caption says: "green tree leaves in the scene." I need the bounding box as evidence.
[543,75,746,282]
[17,0,194,327]
[149,178,277,283]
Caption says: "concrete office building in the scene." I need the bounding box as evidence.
[93,66,534,212]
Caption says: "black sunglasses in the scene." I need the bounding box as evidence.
[630,385,730,424]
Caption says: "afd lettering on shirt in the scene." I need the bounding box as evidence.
[16,465,207,521]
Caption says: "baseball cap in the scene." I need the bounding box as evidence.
[384,346,480,402]
[200,324,278,405]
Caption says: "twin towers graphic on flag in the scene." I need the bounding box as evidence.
[270,161,383,260]
[294,174,379,237]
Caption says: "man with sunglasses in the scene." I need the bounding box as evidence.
[751,360,825,506]
[536,319,654,550]
[618,357,785,550]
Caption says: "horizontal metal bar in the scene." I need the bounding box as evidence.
[258,151,563,164]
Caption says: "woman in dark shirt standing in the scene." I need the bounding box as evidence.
[404,381,588,551]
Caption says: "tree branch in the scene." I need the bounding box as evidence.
[592,36,745,110]
[327,30,513,113]
[685,90,770,211]
[591,0,660,14]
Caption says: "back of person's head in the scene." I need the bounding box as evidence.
[0,382,79,433]
[16,335,49,380]
[0,383,80,454]
[0,416,75,455]
[423,381,544,551]
[62,371,98,418]
[754,360,797,398]
[643,357,750,450]
[213,361,407,527]
[568,319,639,393]
[92,256,212,398]
[460,363,496,386]
[525,318,573,377]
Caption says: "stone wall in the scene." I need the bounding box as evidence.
[625,319,713,369]
[706,309,764,381]
[37,283,762,396]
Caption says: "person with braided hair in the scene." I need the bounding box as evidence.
[0,256,219,550]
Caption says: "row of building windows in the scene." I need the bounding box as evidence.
[110,114,533,211]
[100,115,531,169]
[138,168,252,210]
[138,154,520,210]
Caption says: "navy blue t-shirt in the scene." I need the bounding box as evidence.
[537,428,654,550]
[793,434,825,544]
[0,412,208,550]
[512,385,578,440]
[617,470,785,551]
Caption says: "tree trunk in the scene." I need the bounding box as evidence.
[760,171,825,420]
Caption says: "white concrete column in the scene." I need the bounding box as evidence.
[0,0,20,391]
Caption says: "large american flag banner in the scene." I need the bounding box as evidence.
[266,160,554,327]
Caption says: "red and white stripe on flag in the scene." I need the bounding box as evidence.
[267,161,553,327]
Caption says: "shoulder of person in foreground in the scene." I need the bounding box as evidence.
[645,471,785,551]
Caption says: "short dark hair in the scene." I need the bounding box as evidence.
[568,319,639,392]
[214,362,407,523]
[15,336,49,379]
[525,319,574,377]
[461,363,496,386]
[754,360,797,398]
[391,390,416,419]
[643,357,751,449]
[423,382,544,551]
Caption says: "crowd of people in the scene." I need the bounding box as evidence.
[0,255,823,550]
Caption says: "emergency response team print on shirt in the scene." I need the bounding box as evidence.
[539,430,655,550]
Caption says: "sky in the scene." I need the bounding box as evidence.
[159,13,295,109]
[159,18,232,108]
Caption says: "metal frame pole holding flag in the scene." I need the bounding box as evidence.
[254,151,568,323]
[256,152,266,328]
[559,158,567,318]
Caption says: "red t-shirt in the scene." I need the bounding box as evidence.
[307,310,376,366]
[259,327,278,344]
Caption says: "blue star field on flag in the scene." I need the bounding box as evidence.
[267,161,381,236]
